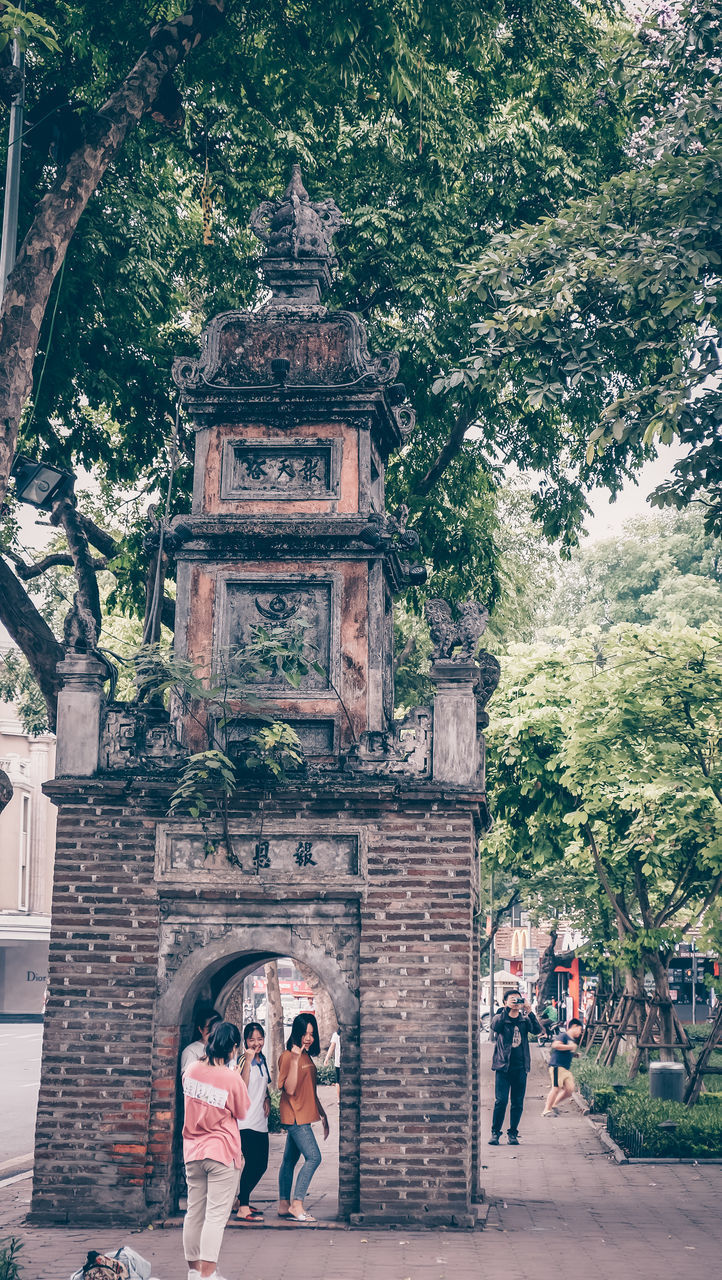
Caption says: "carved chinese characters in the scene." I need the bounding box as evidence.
[156,829,360,881]
[222,441,340,499]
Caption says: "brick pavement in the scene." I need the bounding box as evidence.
[4,1046,721,1280]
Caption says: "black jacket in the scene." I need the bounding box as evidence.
[490,1007,543,1073]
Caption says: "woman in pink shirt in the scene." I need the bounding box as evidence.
[182,1021,250,1280]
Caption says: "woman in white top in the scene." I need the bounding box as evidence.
[236,1021,271,1221]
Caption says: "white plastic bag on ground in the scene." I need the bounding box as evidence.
[69,1245,152,1280]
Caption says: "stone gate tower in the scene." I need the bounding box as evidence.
[32,169,499,1228]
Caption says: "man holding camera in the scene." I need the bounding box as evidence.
[489,989,543,1146]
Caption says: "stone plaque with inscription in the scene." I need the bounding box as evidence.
[157,829,360,882]
[222,579,332,691]
[222,440,340,500]
[227,717,336,756]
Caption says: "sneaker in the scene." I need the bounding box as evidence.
[541,1108,559,1117]
[507,1133,520,1145]
[488,1133,500,1145]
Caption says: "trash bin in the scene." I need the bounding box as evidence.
[649,1061,685,1102]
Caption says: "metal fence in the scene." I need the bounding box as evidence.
[606,1110,647,1158]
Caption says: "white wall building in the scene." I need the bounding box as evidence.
[0,701,55,1016]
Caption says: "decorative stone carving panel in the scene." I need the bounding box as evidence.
[221,439,341,500]
[172,311,399,392]
[220,577,335,692]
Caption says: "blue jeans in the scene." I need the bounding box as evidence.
[278,1123,322,1202]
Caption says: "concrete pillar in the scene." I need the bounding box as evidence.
[55,653,105,777]
[28,736,53,913]
[430,658,480,786]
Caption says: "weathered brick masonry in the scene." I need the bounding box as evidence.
[32,171,497,1229]
[32,782,483,1227]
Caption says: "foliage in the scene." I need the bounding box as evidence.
[0,646,50,734]
[576,1057,722,1157]
[575,1057,639,1113]
[0,0,631,628]
[0,1236,23,1280]
[267,1087,282,1134]
[440,0,722,543]
[549,510,722,634]
[0,5,58,54]
[483,622,722,989]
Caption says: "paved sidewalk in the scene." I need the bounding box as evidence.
[3,1048,721,1280]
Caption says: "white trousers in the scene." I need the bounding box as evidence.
[183,1158,240,1264]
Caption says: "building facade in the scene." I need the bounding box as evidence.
[32,171,500,1228]
[0,700,55,1016]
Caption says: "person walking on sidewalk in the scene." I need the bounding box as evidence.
[489,990,543,1146]
[542,1018,584,1117]
[182,1021,250,1280]
[277,1013,330,1223]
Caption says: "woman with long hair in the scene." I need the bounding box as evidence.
[277,1012,329,1224]
[236,1021,272,1222]
[182,1020,250,1280]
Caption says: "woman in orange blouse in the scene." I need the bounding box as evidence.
[277,1014,329,1223]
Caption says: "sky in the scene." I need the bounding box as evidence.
[583,442,685,542]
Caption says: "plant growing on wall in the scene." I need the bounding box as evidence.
[133,619,322,863]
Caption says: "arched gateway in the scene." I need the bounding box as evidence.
[31,169,498,1229]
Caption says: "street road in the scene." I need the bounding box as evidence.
[0,1022,42,1165]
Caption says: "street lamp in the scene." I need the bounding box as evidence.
[10,454,74,509]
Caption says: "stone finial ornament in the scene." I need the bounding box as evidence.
[251,164,343,260]
[250,165,343,306]
[425,596,490,661]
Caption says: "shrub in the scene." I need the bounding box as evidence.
[576,1057,722,1157]
[607,1092,722,1159]
[0,1237,23,1280]
[268,1089,282,1134]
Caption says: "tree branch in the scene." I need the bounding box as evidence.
[0,0,225,505]
[632,854,654,929]
[411,400,480,499]
[50,492,102,635]
[0,557,64,727]
[479,886,522,956]
[653,844,701,926]
[393,631,416,674]
[582,822,635,934]
[7,548,107,580]
[75,511,119,559]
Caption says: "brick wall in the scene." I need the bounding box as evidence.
[32,780,482,1228]
[357,806,478,1227]
[31,785,163,1224]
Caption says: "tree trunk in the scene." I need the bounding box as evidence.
[0,556,64,726]
[0,0,224,506]
[0,768,12,814]
[51,491,102,636]
[647,953,677,1062]
[296,962,337,1048]
[536,932,575,1007]
[264,960,285,1088]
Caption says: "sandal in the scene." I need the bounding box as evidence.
[289,1211,316,1223]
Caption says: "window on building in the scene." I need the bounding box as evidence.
[18,793,30,911]
[510,903,524,927]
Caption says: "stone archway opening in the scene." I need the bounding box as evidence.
[152,935,356,1225]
